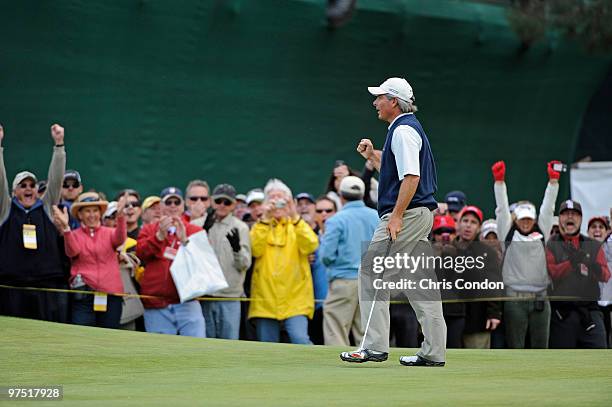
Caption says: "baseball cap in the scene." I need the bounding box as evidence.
[63,169,81,183]
[12,171,37,191]
[236,194,247,203]
[480,219,498,239]
[212,184,237,202]
[339,176,365,198]
[142,196,161,211]
[246,189,265,205]
[368,77,414,102]
[160,187,183,202]
[588,216,610,230]
[559,200,582,216]
[296,192,315,203]
[37,180,47,194]
[514,203,537,220]
[444,191,467,213]
[432,215,456,233]
[103,201,118,219]
[458,205,484,224]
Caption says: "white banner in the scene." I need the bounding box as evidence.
[570,162,612,231]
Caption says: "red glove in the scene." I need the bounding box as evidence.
[547,160,561,180]
[491,161,505,182]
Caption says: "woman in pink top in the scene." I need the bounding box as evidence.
[53,192,128,328]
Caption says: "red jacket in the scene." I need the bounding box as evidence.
[64,216,127,294]
[137,219,202,308]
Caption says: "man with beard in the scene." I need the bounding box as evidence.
[546,200,610,348]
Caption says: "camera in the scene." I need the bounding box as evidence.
[274,199,287,209]
[552,162,568,173]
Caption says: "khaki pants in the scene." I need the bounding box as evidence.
[323,279,363,346]
[358,207,447,362]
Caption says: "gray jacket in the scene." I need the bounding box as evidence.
[494,181,558,292]
[207,214,251,298]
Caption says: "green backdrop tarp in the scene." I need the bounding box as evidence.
[1,0,610,216]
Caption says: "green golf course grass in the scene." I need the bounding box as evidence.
[1,316,611,406]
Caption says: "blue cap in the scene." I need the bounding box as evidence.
[444,190,466,213]
[63,169,81,183]
[296,192,315,203]
[160,186,183,202]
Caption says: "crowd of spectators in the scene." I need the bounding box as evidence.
[1,123,611,349]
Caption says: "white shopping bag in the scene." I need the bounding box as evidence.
[170,230,228,303]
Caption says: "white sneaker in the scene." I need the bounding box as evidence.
[399,355,445,367]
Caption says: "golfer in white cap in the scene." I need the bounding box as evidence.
[340,77,447,366]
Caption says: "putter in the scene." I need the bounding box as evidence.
[358,234,393,352]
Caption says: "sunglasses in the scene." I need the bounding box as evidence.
[62,181,81,189]
[316,209,335,214]
[126,201,141,208]
[18,182,36,189]
[214,198,233,206]
[165,199,182,206]
[189,196,209,202]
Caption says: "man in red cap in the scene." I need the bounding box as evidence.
[432,214,456,243]
[456,205,503,349]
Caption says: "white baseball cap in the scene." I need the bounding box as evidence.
[514,203,537,220]
[103,201,118,219]
[246,189,265,205]
[368,77,414,102]
[480,219,498,240]
[12,171,38,191]
[339,176,365,198]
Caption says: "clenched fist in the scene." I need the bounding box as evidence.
[491,161,505,182]
[357,138,374,160]
[50,124,65,145]
[547,160,562,181]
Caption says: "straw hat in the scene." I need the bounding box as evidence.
[71,192,109,218]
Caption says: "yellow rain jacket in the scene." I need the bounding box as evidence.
[248,217,319,320]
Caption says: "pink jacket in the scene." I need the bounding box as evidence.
[64,216,127,294]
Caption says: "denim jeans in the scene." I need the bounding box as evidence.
[201,300,241,339]
[72,293,122,329]
[255,315,312,344]
[144,300,205,338]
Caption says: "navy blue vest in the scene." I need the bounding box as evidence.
[377,114,438,217]
[0,199,66,283]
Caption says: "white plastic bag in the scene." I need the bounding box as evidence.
[170,230,228,303]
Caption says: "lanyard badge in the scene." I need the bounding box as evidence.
[23,224,37,250]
